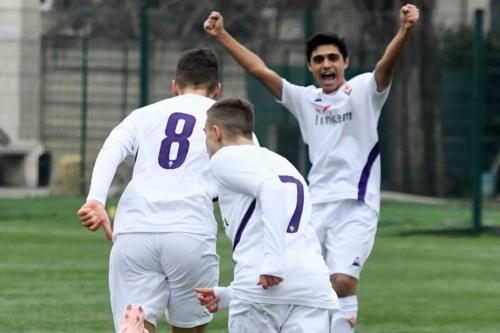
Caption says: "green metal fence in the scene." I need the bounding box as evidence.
[2,5,498,232]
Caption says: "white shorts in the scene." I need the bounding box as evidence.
[228,299,330,333]
[312,199,378,279]
[109,232,219,330]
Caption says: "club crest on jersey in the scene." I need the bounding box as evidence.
[343,83,352,95]
[315,103,332,113]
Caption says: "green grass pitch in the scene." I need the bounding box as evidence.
[0,196,499,332]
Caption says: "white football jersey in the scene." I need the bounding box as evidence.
[279,72,390,213]
[87,94,217,238]
[211,145,338,309]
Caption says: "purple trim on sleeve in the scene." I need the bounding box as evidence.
[357,142,379,202]
[233,199,256,251]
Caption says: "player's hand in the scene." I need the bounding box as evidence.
[257,275,283,289]
[204,11,225,38]
[400,4,420,29]
[77,199,113,241]
[195,288,219,313]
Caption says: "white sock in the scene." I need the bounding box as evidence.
[331,295,358,333]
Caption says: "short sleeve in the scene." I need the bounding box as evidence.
[277,79,311,143]
[278,78,306,119]
[367,72,391,111]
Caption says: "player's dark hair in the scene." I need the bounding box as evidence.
[176,48,219,93]
[306,32,348,62]
[206,97,254,139]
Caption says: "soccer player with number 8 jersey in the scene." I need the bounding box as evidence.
[77,48,222,333]
[196,97,338,333]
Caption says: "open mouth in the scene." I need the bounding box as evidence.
[320,73,336,82]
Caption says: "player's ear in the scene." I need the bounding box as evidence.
[213,125,222,141]
[212,83,222,99]
[344,56,350,69]
[171,80,180,96]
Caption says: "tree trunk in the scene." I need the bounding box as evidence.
[420,0,446,196]
[352,0,446,195]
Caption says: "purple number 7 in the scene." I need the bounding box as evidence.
[279,175,304,233]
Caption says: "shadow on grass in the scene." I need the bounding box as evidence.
[400,226,500,237]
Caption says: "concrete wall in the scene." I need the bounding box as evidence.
[0,0,42,188]
[0,0,41,142]
[435,0,491,30]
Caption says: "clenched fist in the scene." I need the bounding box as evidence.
[400,4,420,29]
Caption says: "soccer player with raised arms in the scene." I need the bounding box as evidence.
[77,48,222,333]
[204,5,420,333]
[196,97,338,333]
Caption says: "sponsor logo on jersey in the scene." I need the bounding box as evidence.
[315,110,352,125]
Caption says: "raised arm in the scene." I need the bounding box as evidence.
[374,4,420,92]
[204,11,283,100]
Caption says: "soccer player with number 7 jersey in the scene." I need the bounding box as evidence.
[77,48,222,333]
[196,97,338,333]
[205,6,420,332]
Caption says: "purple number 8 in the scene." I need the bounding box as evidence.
[158,112,196,169]
[279,175,304,233]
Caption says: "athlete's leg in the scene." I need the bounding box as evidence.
[331,274,358,333]
[160,233,219,331]
[314,200,377,333]
[110,234,169,332]
[144,321,156,333]
[332,273,357,297]
[280,305,330,333]
[228,300,282,333]
[118,304,145,333]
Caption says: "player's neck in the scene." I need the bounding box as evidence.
[180,87,211,97]
[222,136,254,147]
[322,79,347,94]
